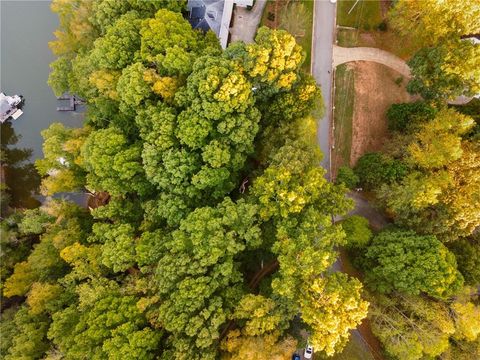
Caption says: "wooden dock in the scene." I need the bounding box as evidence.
[56,94,79,111]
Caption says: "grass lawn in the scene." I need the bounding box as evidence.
[260,0,314,73]
[337,28,422,60]
[326,334,376,360]
[337,0,383,31]
[337,28,358,47]
[336,0,422,60]
[332,64,355,175]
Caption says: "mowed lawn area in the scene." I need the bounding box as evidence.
[336,0,422,60]
[261,0,314,73]
[337,0,383,30]
[332,64,355,175]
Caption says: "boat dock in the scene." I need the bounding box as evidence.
[0,92,24,123]
[56,94,84,111]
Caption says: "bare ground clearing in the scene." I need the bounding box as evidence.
[350,61,413,166]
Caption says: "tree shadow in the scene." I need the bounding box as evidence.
[1,122,41,213]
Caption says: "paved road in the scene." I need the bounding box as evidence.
[312,0,336,178]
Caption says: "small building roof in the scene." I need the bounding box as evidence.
[190,5,206,19]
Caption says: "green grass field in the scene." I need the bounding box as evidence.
[337,28,358,47]
[337,0,383,30]
[333,64,355,173]
[329,335,376,360]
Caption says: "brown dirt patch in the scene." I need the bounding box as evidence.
[87,191,110,210]
[350,61,413,166]
[359,32,375,46]
[263,0,290,29]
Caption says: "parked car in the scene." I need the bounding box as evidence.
[292,354,301,360]
[304,345,314,359]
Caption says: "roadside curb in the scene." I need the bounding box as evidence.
[329,1,337,181]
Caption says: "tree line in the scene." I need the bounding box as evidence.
[336,1,480,358]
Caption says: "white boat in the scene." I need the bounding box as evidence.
[0,92,24,123]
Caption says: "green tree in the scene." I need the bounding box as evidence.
[354,153,408,189]
[140,9,205,66]
[407,43,480,100]
[335,166,359,189]
[449,236,480,286]
[232,294,283,337]
[363,229,463,299]
[89,222,136,272]
[4,306,51,360]
[154,198,261,356]
[341,215,373,249]
[81,127,152,196]
[386,101,436,132]
[116,62,153,111]
[48,279,160,360]
[18,208,54,235]
[89,0,185,35]
[48,56,73,97]
[90,11,142,70]
[35,123,90,196]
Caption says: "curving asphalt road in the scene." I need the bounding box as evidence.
[312,0,336,178]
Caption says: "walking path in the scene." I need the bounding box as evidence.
[229,0,267,44]
[333,45,411,78]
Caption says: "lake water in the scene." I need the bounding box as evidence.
[1,0,85,208]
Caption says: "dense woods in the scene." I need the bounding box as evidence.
[1,0,479,359]
[1,1,366,359]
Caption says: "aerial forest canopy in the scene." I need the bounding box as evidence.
[1,1,368,359]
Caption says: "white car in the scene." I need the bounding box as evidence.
[304,345,314,359]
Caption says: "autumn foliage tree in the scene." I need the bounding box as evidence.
[0,3,374,359]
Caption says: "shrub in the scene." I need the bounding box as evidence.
[335,166,359,189]
[377,21,387,31]
[354,153,408,189]
[341,215,373,249]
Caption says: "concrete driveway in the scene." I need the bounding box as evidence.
[229,0,267,44]
[311,0,336,178]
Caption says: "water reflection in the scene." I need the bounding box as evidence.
[1,122,41,212]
